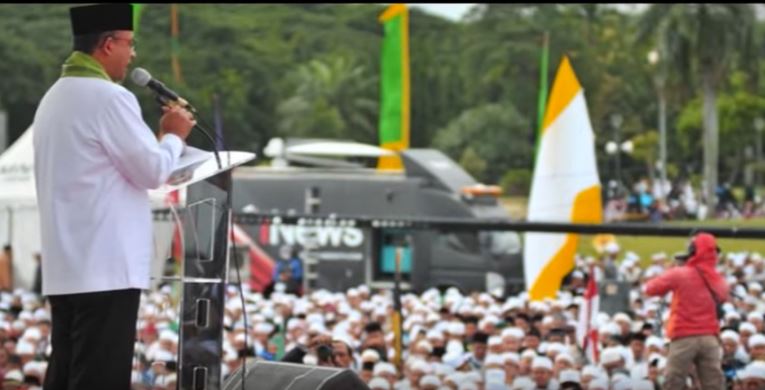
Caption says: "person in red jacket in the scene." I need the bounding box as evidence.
[644,232,728,390]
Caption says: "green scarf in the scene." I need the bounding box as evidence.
[60,51,112,81]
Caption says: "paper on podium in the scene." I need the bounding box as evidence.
[166,146,213,186]
[150,146,256,195]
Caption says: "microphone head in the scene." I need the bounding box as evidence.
[130,67,152,87]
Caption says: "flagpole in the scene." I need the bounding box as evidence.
[533,31,549,162]
[170,4,183,84]
[392,246,404,369]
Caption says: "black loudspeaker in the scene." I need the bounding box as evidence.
[223,360,370,390]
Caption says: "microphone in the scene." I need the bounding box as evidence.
[130,68,195,112]
[130,67,223,169]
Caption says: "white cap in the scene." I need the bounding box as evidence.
[613,312,631,323]
[602,322,622,336]
[749,334,765,348]
[484,354,504,367]
[531,356,553,370]
[448,321,466,335]
[373,362,396,376]
[4,369,23,382]
[426,329,444,341]
[446,339,465,355]
[368,377,390,390]
[159,330,178,343]
[600,347,623,365]
[419,375,441,387]
[503,352,520,364]
[511,376,535,389]
[555,352,574,364]
[410,360,432,374]
[726,311,742,321]
[521,349,538,360]
[645,335,665,349]
[361,349,381,363]
[721,330,740,343]
[588,377,609,390]
[582,365,603,378]
[501,327,525,339]
[415,340,433,354]
[15,341,35,355]
[559,369,581,383]
[741,322,758,334]
[632,380,656,390]
[458,382,478,390]
[488,336,502,347]
[444,372,464,385]
[22,361,44,376]
[21,327,41,341]
[741,361,765,380]
[443,352,470,369]
[748,312,764,322]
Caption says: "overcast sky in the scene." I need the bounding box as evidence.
[407,3,476,21]
[404,4,656,21]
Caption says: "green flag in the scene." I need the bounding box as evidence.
[534,32,550,162]
[377,4,410,170]
[132,4,144,34]
[171,4,183,83]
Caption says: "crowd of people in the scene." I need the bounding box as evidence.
[603,178,765,223]
[0,238,761,389]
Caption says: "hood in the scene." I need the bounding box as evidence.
[686,233,719,268]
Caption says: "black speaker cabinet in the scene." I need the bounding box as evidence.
[223,360,370,390]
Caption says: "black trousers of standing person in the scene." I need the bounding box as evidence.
[44,288,141,390]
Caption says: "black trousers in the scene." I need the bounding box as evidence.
[44,288,141,390]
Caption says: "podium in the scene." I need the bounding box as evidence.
[153,149,255,390]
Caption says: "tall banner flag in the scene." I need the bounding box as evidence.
[536,32,550,137]
[212,93,225,151]
[231,224,276,292]
[132,4,144,34]
[170,4,183,83]
[524,56,602,300]
[577,265,600,363]
[377,4,410,170]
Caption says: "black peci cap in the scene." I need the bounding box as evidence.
[70,4,134,36]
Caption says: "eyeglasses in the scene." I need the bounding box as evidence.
[108,36,137,49]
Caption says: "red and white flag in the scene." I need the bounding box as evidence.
[577,265,600,363]
[230,223,275,292]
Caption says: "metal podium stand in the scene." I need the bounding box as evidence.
[154,151,255,390]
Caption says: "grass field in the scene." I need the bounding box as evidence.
[501,196,765,266]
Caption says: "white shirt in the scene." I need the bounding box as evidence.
[33,77,183,295]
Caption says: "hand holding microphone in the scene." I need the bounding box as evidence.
[131,67,195,141]
[131,67,223,168]
[159,105,195,141]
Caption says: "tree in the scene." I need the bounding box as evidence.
[433,103,530,183]
[676,71,765,185]
[637,4,755,208]
[459,147,487,181]
[276,56,378,143]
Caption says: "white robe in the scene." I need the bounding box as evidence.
[33,77,183,295]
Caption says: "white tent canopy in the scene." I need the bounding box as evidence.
[0,126,36,205]
[0,126,39,289]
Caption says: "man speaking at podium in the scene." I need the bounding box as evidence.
[32,4,195,389]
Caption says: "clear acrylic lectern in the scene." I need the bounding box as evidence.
[154,149,255,390]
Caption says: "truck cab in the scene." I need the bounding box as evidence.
[226,140,524,295]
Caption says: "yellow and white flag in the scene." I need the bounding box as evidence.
[524,56,602,301]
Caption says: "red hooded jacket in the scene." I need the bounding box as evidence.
[644,233,729,340]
